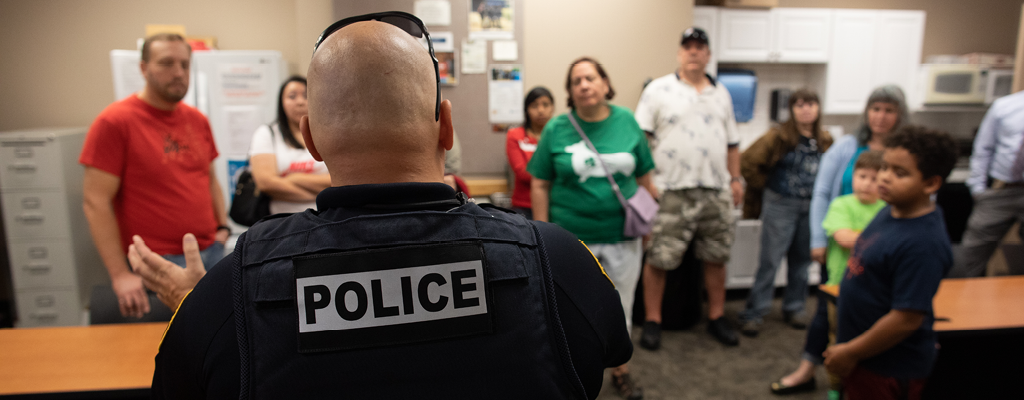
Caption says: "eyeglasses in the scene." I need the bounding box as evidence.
[314,11,440,121]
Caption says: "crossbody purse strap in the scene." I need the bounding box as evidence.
[566,113,630,210]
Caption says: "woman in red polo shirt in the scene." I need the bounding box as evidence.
[505,86,553,219]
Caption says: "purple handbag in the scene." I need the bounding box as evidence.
[567,114,659,238]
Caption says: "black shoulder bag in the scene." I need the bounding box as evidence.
[229,125,274,226]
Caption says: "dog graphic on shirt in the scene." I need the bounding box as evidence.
[564,141,636,183]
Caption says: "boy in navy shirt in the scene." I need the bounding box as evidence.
[823,126,958,400]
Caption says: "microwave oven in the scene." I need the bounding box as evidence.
[920,64,1014,105]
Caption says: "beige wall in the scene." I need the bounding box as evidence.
[524,0,694,117]
[776,0,1022,60]
[0,0,332,132]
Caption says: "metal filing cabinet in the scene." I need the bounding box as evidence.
[0,128,107,327]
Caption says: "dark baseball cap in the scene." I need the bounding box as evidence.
[681,27,709,46]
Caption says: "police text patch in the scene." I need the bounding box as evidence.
[293,243,492,352]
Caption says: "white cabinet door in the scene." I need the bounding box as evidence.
[872,10,925,104]
[693,6,719,77]
[823,10,925,114]
[718,9,773,62]
[824,10,879,114]
[773,8,832,63]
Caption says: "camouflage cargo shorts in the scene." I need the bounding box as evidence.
[647,188,735,270]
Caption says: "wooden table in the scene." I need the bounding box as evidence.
[819,276,1024,399]
[931,276,1024,332]
[0,322,166,398]
[463,175,507,198]
[819,275,1024,332]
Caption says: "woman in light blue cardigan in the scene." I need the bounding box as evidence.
[772,84,909,395]
[809,85,909,259]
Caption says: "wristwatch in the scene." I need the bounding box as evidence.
[217,225,232,235]
[730,176,743,183]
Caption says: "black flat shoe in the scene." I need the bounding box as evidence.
[640,321,661,350]
[770,376,816,395]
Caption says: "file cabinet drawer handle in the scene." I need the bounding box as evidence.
[23,264,52,274]
[28,247,48,259]
[14,147,33,158]
[21,197,41,209]
[15,215,44,224]
[8,164,37,173]
[34,296,55,307]
[29,312,59,321]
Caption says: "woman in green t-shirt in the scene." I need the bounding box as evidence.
[527,57,656,399]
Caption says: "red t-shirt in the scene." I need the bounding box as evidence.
[505,126,538,209]
[79,95,219,255]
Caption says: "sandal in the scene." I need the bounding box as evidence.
[612,372,644,400]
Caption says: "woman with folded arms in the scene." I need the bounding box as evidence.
[249,76,331,214]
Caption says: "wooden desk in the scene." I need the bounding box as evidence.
[0,322,166,397]
[819,276,1024,332]
[463,175,507,197]
[932,276,1024,332]
[820,277,1024,400]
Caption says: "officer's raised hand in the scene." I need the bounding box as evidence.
[127,233,207,310]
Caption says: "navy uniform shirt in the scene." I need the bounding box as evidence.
[837,206,952,379]
[152,182,633,399]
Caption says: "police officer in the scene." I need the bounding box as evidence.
[136,12,632,399]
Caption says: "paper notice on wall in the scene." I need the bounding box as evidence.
[488,65,523,123]
[431,31,455,52]
[223,105,262,154]
[219,64,270,102]
[491,40,517,61]
[461,39,487,74]
[415,0,452,26]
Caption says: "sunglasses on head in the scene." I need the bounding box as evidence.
[314,11,440,121]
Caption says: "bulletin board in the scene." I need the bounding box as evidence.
[333,0,525,175]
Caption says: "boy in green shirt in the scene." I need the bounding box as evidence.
[823,151,887,286]
[819,150,885,398]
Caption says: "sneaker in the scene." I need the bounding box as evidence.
[639,321,661,350]
[611,372,644,400]
[739,320,761,337]
[707,317,739,346]
[784,312,808,330]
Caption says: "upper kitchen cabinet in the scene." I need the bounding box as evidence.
[717,8,832,63]
[823,10,925,114]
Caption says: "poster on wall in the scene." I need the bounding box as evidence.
[488,64,523,123]
[438,51,457,86]
[468,0,513,40]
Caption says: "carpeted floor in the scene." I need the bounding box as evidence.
[597,292,831,400]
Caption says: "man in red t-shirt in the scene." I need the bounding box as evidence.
[80,33,229,318]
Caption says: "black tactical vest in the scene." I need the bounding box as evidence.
[232,202,587,399]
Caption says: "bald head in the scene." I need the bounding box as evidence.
[302,20,453,186]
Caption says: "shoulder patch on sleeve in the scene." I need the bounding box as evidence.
[160,288,194,348]
[580,240,614,287]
